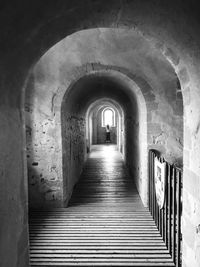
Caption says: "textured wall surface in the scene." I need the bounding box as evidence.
[0,1,199,266]
[61,110,86,205]
[25,72,64,208]
[25,29,183,210]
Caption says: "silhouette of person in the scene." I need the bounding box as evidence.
[106,124,110,142]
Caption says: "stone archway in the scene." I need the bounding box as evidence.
[1,2,199,266]
[25,28,182,212]
[59,69,148,207]
[86,98,124,153]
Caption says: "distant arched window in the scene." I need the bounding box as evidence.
[102,107,115,127]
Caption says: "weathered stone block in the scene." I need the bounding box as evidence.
[174,100,183,116]
[148,123,162,134]
[183,216,195,249]
[163,83,177,100]
[184,149,190,167]
[144,91,156,102]
[164,47,180,66]
[147,102,158,111]
[184,168,200,200]
[178,67,190,85]
[147,111,152,122]
[176,91,183,100]
[183,87,191,105]
[184,126,192,149]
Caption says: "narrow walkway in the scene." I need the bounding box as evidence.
[29,145,174,266]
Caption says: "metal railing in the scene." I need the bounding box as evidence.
[148,150,182,267]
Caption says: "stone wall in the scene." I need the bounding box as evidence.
[61,112,86,205]
[146,77,183,166]
[25,54,183,209]
[0,2,199,266]
[25,73,64,208]
[26,115,63,208]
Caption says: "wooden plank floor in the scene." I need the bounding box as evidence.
[29,145,174,266]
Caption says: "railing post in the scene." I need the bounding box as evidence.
[164,167,168,244]
[148,150,182,266]
[152,153,156,221]
[172,167,176,263]
[168,164,172,255]
[161,207,164,240]
[176,170,182,267]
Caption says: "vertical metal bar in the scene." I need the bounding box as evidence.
[161,159,166,241]
[151,152,154,217]
[158,208,161,233]
[151,151,153,216]
[151,151,153,214]
[155,198,157,226]
[161,207,164,239]
[154,153,159,228]
[155,154,159,230]
[156,200,159,229]
[148,151,182,265]
[153,153,156,221]
[176,170,181,267]
[164,166,168,245]
[168,164,172,254]
[172,167,176,263]
[148,151,151,213]
[159,158,162,235]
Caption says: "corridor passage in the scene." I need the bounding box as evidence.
[29,145,175,266]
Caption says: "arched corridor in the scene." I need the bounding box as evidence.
[26,28,183,210]
[29,145,175,266]
[1,2,200,267]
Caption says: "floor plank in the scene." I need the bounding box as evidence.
[29,145,174,267]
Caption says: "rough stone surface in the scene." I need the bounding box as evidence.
[61,113,86,205]
[0,1,200,266]
[25,29,183,211]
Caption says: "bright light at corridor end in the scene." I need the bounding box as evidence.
[104,109,113,126]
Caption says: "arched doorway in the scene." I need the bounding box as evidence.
[91,105,118,145]
[24,28,184,265]
[3,2,199,264]
[86,98,125,155]
[59,70,148,207]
